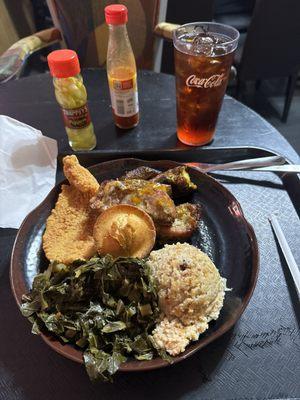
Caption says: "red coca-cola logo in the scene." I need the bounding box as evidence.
[186,73,226,88]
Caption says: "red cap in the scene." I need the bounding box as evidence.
[105,4,128,25]
[47,49,80,78]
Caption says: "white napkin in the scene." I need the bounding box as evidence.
[0,115,58,229]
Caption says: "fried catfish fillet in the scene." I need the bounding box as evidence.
[43,186,98,264]
[43,155,99,264]
[63,155,99,196]
[156,203,201,240]
[90,179,176,225]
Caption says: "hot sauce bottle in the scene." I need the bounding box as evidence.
[47,49,97,151]
[105,4,139,129]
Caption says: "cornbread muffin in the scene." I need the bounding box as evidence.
[93,204,156,258]
[148,243,226,355]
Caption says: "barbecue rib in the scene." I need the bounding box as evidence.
[156,203,201,240]
[90,179,176,225]
[122,166,197,196]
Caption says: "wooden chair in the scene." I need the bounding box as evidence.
[234,0,300,122]
[0,0,178,82]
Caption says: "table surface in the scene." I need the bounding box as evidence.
[0,69,299,161]
[0,70,299,400]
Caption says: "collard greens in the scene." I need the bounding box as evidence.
[21,256,171,381]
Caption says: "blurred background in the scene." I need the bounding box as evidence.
[0,0,299,153]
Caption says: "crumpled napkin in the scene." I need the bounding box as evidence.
[0,115,58,229]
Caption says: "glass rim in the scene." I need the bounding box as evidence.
[173,21,240,47]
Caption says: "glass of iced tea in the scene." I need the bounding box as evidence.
[173,22,239,146]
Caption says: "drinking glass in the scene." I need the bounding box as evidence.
[173,22,239,146]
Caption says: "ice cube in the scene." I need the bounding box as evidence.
[192,34,215,57]
[213,44,228,57]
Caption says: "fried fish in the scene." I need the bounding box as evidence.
[43,155,99,264]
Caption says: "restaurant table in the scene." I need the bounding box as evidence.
[0,69,299,400]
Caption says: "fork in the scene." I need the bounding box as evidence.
[185,155,292,173]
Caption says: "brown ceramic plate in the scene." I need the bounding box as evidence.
[10,159,259,372]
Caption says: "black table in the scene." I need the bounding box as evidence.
[0,69,299,160]
[0,70,299,400]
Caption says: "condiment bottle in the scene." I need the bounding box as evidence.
[105,4,139,129]
[47,49,97,151]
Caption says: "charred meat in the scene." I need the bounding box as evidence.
[90,179,176,225]
[121,166,161,181]
[152,166,197,195]
[156,203,201,240]
[122,166,197,197]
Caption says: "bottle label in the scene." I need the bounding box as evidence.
[61,104,91,129]
[109,77,139,117]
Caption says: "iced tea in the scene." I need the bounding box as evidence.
[173,23,239,146]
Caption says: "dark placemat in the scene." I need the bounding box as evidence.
[1,167,299,400]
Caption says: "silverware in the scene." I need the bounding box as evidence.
[185,156,300,173]
[250,165,300,173]
[269,215,300,298]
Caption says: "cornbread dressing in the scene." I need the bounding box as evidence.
[148,243,226,356]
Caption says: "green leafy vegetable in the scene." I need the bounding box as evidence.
[21,255,172,381]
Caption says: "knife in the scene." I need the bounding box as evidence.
[269,215,300,298]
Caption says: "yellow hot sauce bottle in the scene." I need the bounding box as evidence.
[47,50,96,151]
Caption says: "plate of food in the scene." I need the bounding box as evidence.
[10,156,258,381]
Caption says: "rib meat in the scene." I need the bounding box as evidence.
[156,203,201,240]
[90,179,176,225]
